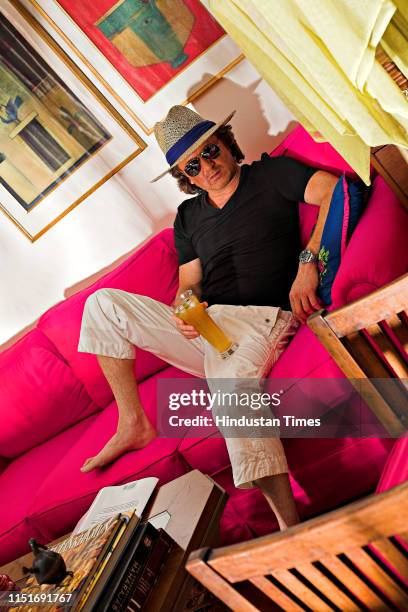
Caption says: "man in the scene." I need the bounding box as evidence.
[78,106,338,530]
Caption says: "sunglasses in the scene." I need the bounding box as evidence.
[183,143,221,177]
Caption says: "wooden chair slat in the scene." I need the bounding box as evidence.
[379,316,408,368]
[396,533,408,548]
[250,576,304,611]
[374,327,408,379]
[370,537,408,582]
[362,324,403,375]
[271,569,333,612]
[321,555,387,610]
[295,562,360,611]
[354,327,403,378]
[316,274,408,337]
[347,329,408,422]
[345,328,392,377]
[207,484,408,582]
[186,549,258,612]
[307,313,370,378]
[346,547,408,608]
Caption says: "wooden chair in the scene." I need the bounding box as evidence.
[307,274,408,437]
[371,144,408,210]
[186,481,408,611]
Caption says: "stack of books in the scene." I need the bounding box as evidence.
[10,478,175,612]
[90,519,173,611]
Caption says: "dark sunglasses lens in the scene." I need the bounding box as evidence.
[202,143,220,159]
[185,158,200,177]
[184,144,220,177]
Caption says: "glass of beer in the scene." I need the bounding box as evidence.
[174,290,238,359]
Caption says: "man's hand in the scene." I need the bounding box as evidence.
[289,265,321,324]
[172,302,208,339]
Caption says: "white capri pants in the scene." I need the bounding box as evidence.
[78,289,299,488]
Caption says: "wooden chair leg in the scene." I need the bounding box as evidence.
[186,549,259,612]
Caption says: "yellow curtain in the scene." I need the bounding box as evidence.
[208,0,408,185]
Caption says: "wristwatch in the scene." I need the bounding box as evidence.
[299,249,318,264]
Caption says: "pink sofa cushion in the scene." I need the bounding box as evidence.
[0,414,92,565]
[266,325,349,422]
[271,324,341,378]
[0,458,9,474]
[330,177,408,307]
[296,176,408,310]
[267,127,408,394]
[285,437,394,507]
[29,399,187,541]
[271,124,360,176]
[212,438,393,543]
[0,330,97,458]
[271,125,408,308]
[376,435,408,493]
[38,230,179,408]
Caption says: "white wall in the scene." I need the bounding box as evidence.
[0,2,296,348]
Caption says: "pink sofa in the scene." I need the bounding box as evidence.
[1,126,407,566]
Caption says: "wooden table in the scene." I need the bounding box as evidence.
[144,470,227,611]
[0,470,228,612]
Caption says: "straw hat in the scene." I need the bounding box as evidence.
[151,105,235,182]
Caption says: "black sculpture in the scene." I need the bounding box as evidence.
[22,539,73,586]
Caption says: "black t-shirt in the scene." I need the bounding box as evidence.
[173,154,318,310]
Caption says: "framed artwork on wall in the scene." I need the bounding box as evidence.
[28,0,244,134]
[0,0,146,242]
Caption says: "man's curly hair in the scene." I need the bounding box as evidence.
[169,124,244,195]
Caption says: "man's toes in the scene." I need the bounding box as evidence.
[80,458,95,473]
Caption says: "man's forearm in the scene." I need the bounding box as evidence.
[305,196,331,255]
[304,172,338,255]
[290,172,337,321]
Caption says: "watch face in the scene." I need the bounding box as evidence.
[300,250,316,263]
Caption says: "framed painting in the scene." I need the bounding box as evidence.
[0,0,145,242]
[28,0,244,134]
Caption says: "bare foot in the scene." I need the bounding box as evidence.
[80,418,156,473]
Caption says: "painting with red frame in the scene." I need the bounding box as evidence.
[56,0,225,102]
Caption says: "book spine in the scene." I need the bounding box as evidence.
[127,531,173,610]
[78,515,141,612]
[77,516,129,610]
[110,524,158,612]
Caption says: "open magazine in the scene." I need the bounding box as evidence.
[73,476,159,534]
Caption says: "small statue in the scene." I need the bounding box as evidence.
[22,539,73,586]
